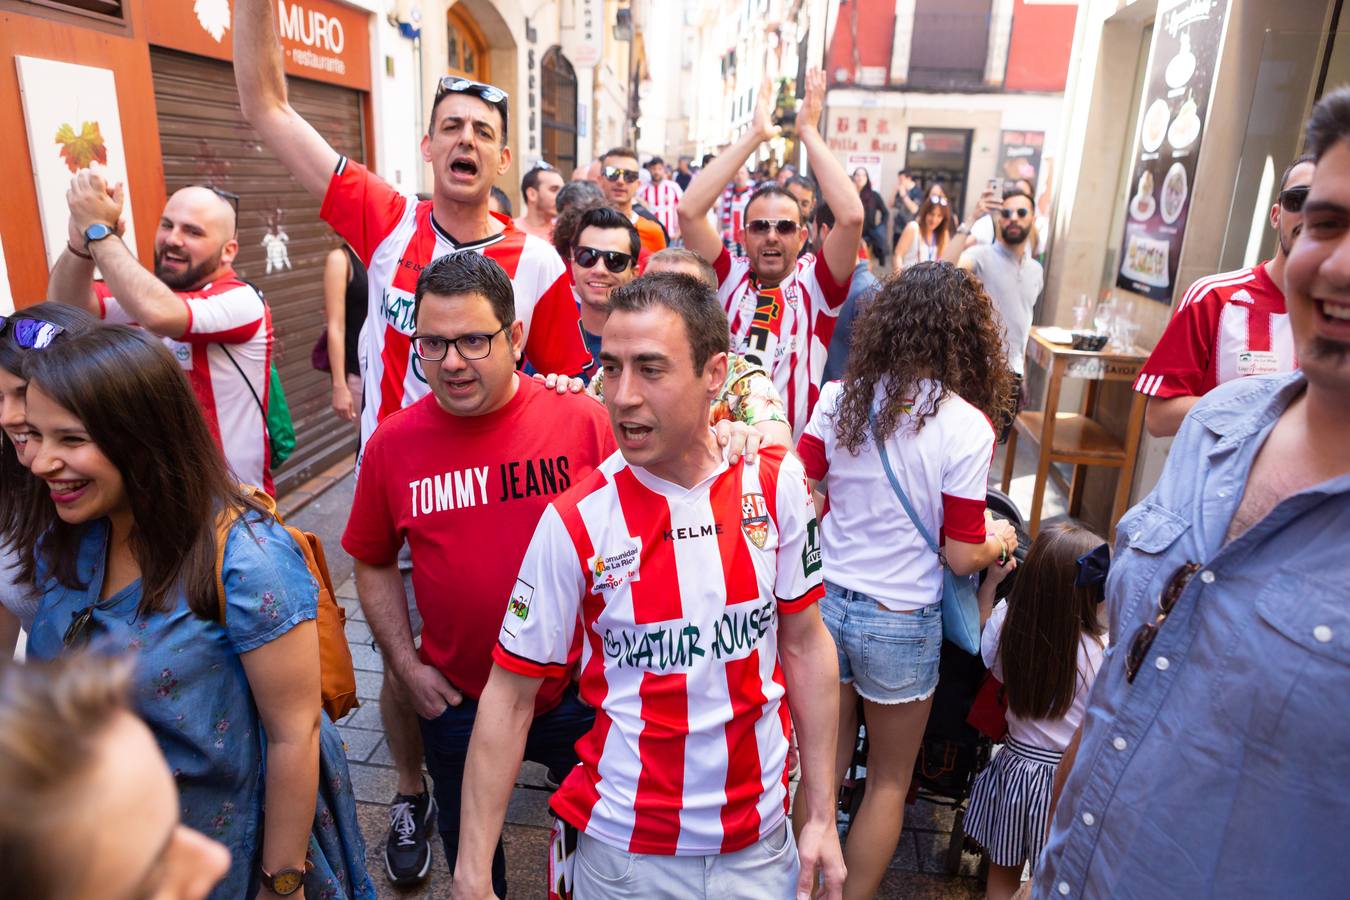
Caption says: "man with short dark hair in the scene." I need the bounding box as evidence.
[785,174,817,224]
[679,68,864,439]
[890,168,921,244]
[344,252,615,897]
[599,147,668,255]
[639,155,683,242]
[1035,88,1350,900]
[1135,155,1313,437]
[569,206,641,381]
[516,164,566,240]
[453,272,847,900]
[488,186,513,218]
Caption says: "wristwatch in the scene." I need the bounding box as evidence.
[260,865,305,896]
[82,222,114,251]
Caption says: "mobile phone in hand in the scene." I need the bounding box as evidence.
[986,178,1003,202]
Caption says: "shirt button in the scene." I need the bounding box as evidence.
[1131,531,1141,542]
[1058,881,1072,895]
[1314,625,1333,643]
[1113,736,1128,751]
[1155,656,1171,671]
[1082,812,1096,826]
[1200,570,1216,584]
[1217,489,1229,498]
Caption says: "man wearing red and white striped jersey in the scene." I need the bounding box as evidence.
[453,274,846,900]
[679,69,864,441]
[1136,157,1313,437]
[638,156,683,240]
[48,179,276,493]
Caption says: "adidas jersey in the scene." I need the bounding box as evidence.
[320,158,591,449]
[493,445,824,856]
[1135,262,1295,399]
[714,248,851,440]
[95,273,273,494]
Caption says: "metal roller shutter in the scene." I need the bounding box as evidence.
[150,48,364,496]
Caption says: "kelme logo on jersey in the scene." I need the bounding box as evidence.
[502,578,534,638]
[802,519,821,577]
[741,492,769,549]
[588,538,642,592]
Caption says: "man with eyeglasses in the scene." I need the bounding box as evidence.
[678,68,864,440]
[946,188,1044,436]
[1134,156,1313,437]
[46,176,277,495]
[1035,90,1350,900]
[598,147,668,256]
[516,164,566,240]
[343,252,614,898]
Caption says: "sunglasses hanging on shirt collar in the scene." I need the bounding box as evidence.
[0,316,65,350]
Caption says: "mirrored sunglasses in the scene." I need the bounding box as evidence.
[574,246,633,273]
[435,76,510,107]
[746,218,800,236]
[0,316,65,350]
[603,166,640,184]
[928,196,949,206]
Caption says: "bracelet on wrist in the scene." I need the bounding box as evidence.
[66,241,93,260]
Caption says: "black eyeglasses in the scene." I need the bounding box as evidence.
[746,218,800,236]
[0,316,64,350]
[1125,561,1201,683]
[603,166,640,184]
[63,605,101,649]
[573,246,634,273]
[1000,208,1033,220]
[412,327,507,362]
[1279,185,1310,214]
[195,185,240,215]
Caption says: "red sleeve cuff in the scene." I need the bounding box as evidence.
[714,246,733,285]
[942,493,987,544]
[340,533,400,567]
[778,581,825,615]
[796,432,829,482]
[493,643,567,679]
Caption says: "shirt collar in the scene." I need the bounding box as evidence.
[1189,370,1307,449]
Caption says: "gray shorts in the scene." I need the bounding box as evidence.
[571,821,798,899]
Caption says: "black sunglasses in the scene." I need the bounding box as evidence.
[574,246,633,274]
[746,218,800,236]
[1279,185,1310,214]
[603,166,640,184]
[195,184,240,215]
[0,316,65,350]
[1000,207,1033,220]
[63,605,101,650]
[1125,561,1201,683]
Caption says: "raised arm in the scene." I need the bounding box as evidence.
[46,177,105,315]
[678,80,780,262]
[323,247,356,422]
[234,0,341,197]
[798,69,864,286]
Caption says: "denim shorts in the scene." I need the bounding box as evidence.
[820,581,942,704]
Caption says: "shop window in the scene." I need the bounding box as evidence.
[22,0,124,21]
[908,0,992,89]
[541,47,578,175]
[447,6,489,82]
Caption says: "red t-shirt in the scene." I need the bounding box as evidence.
[341,377,617,711]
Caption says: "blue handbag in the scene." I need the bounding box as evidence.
[871,412,982,655]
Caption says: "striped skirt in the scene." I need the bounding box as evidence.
[963,735,1063,869]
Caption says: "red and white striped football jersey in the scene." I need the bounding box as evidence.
[493,445,824,856]
[96,273,273,493]
[638,180,682,240]
[1135,262,1296,399]
[320,157,591,449]
[714,248,851,440]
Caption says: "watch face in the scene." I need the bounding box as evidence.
[84,223,112,241]
[271,870,303,894]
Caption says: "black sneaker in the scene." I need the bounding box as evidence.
[384,779,436,885]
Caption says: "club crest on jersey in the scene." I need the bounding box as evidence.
[503,578,534,638]
[741,492,770,549]
[588,538,642,592]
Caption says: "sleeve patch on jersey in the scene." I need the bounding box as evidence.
[801,519,822,577]
[503,578,535,638]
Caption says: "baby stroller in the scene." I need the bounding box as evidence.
[837,489,1029,875]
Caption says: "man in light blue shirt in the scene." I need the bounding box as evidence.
[1035,88,1350,899]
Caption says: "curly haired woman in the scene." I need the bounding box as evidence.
[795,261,1020,899]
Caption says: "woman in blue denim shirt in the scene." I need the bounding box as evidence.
[20,326,372,900]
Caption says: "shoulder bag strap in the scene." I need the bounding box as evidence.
[870,408,940,555]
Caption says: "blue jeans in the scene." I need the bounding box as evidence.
[418,685,594,898]
[820,581,942,704]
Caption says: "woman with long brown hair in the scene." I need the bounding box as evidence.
[893,188,954,271]
[20,325,373,900]
[795,261,1020,900]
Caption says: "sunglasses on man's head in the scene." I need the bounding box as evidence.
[0,316,64,350]
[195,184,240,215]
[1000,207,1033,220]
[573,246,634,273]
[435,76,509,107]
[928,196,949,206]
[746,218,800,236]
[1279,185,1310,214]
[603,166,640,184]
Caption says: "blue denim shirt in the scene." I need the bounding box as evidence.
[1036,371,1350,899]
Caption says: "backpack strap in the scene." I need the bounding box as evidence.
[869,407,940,554]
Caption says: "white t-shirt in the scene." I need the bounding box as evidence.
[797,380,994,611]
[981,600,1107,752]
[493,445,822,855]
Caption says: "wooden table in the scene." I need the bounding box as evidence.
[1000,328,1149,539]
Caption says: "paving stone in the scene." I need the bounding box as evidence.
[367,738,393,768]
[355,668,384,701]
[346,700,383,730]
[337,579,361,601]
[517,761,550,788]
[338,725,384,763]
[505,785,554,828]
[349,761,400,804]
[345,618,373,646]
[350,641,385,672]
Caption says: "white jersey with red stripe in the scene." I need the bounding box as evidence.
[1134,262,1295,399]
[714,248,850,440]
[493,444,823,856]
[320,157,591,451]
[638,180,682,240]
[95,272,273,493]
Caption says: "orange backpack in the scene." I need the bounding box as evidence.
[214,486,359,722]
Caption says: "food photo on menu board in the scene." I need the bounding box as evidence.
[1117,0,1229,302]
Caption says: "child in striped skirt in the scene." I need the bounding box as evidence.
[965,523,1110,900]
